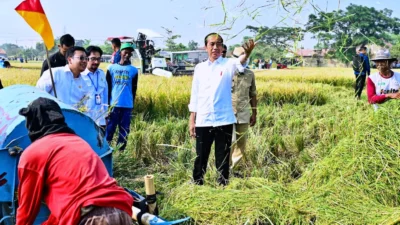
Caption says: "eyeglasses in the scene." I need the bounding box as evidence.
[207,42,223,48]
[89,57,101,62]
[73,56,89,61]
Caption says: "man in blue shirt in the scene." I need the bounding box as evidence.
[106,43,138,151]
[353,46,371,99]
[111,38,121,64]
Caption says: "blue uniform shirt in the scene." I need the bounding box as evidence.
[107,64,138,108]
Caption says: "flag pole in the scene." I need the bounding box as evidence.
[45,46,57,98]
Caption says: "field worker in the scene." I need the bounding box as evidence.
[36,46,90,110]
[111,38,121,64]
[222,44,227,58]
[367,49,400,107]
[188,33,255,186]
[352,46,371,100]
[82,46,108,131]
[40,34,75,76]
[229,47,257,174]
[106,43,139,151]
[0,57,4,68]
[16,97,133,225]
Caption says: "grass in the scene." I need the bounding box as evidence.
[2,64,400,224]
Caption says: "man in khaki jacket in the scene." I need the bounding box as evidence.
[230,47,257,172]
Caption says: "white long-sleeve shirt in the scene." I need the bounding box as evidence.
[82,68,109,126]
[36,65,89,110]
[188,56,244,127]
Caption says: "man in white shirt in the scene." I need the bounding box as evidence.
[37,46,89,111]
[82,46,108,131]
[188,33,255,186]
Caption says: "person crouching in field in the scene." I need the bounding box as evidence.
[188,33,255,186]
[229,47,257,176]
[16,97,133,225]
[106,43,139,151]
[367,49,400,109]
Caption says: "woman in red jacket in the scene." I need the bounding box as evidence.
[17,97,133,225]
[367,49,400,107]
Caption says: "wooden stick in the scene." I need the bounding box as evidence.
[144,175,157,215]
[45,47,57,98]
[144,175,155,195]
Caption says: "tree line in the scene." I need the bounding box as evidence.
[2,4,400,63]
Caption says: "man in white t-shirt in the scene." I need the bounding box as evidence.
[188,33,255,186]
[366,49,400,108]
[36,46,89,111]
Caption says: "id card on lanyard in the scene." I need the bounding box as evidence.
[88,71,102,105]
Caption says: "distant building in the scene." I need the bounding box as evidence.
[0,49,7,59]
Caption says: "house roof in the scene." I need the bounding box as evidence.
[0,48,6,54]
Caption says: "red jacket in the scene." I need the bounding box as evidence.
[16,133,133,225]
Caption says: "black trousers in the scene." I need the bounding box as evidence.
[193,124,233,186]
[355,74,366,99]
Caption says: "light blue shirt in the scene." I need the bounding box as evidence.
[107,64,138,108]
[36,65,90,110]
[189,56,244,127]
[82,68,109,126]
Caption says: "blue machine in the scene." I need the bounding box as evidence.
[0,85,189,225]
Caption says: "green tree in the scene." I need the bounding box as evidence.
[82,39,91,49]
[247,26,304,53]
[175,43,188,51]
[99,41,113,55]
[306,4,400,63]
[0,43,23,57]
[162,27,186,51]
[390,34,400,59]
[188,40,198,50]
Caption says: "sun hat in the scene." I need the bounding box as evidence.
[371,49,397,61]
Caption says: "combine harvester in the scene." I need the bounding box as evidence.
[107,29,194,77]
[0,85,190,225]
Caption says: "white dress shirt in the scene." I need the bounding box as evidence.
[189,56,244,127]
[36,65,89,110]
[82,68,109,126]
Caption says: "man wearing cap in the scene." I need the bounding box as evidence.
[188,33,255,186]
[36,46,90,111]
[367,49,400,107]
[82,46,108,131]
[228,47,257,174]
[16,97,133,225]
[106,43,139,151]
[353,46,371,100]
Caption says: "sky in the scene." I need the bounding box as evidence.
[0,0,399,50]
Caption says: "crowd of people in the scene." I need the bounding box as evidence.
[4,32,400,224]
[2,32,258,224]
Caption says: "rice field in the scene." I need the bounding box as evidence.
[2,62,400,224]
